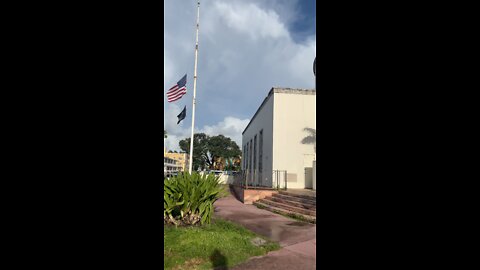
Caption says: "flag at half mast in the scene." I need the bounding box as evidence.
[177,106,186,124]
[167,74,187,102]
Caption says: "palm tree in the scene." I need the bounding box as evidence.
[301,128,316,153]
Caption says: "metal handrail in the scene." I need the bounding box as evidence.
[233,170,287,190]
[272,170,287,190]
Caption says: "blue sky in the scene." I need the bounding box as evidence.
[164,0,316,151]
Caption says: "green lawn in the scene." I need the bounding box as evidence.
[164,218,280,270]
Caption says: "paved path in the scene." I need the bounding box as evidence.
[214,195,316,270]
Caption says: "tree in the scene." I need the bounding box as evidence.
[164,130,167,139]
[206,135,241,169]
[179,133,209,171]
[179,133,242,170]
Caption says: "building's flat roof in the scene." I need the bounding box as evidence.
[242,87,315,135]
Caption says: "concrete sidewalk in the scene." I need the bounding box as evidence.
[214,195,316,270]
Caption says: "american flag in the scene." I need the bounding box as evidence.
[166,74,187,102]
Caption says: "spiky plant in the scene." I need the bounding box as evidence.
[164,172,223,226]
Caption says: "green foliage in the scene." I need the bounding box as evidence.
[179,133,209,170]
[179,133,242,170]
[206,134,241,169]
[164,172,223,226]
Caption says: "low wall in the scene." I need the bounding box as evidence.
[229,185,278,204]
[218,174,235,184]
[229,185,244,202]
[244,189,278,204]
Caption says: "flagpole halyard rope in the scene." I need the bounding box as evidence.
[188,1,200,174]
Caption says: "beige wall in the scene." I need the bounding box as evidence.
[273,90,316,189]
[242,88,316,189]
[218,174,235,184]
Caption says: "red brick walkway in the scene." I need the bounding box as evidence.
[214,195,316,270]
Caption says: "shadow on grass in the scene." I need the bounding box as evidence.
[210,249,228,270]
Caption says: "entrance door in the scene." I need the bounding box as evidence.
[303,154,315,189]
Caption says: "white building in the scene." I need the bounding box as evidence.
[242,87,316,189]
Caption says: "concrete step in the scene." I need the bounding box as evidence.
[253,201,316,224]
[278,191,316,201]
[269,196,316,210]
[259,198,316,217]
[273,193,316,206]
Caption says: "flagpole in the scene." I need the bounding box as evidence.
[189,1,200,174]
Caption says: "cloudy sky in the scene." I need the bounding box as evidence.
[164,0,316,151]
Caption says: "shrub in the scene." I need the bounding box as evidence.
[164,172,223,226]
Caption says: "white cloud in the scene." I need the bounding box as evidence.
[164,0,315,152]
[164,115,249,152]
[213,2,289,41]
[200,117,250,146]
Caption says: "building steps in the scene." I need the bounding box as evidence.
[278,190,316,201]
[253,190,316,223]
[258,198,316,216]
[269,196,316,210]
[272,193,316,208]
[253,201,316,224]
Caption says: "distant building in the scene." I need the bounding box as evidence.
[242,87,316,189]
[164,147,189,172]
[164,156,182,176]
[165,152,189,172]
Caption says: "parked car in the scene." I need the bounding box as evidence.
[164,171,179,179]
[207,170,225,176]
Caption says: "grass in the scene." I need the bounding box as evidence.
[164,217,280,270]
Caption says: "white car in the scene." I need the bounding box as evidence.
[207,170,225,176]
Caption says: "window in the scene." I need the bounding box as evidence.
[246,142,249,171]
[249,139,253,176]
[253,135,257,176]
[243,145,246,170]
[259,130,263,173]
